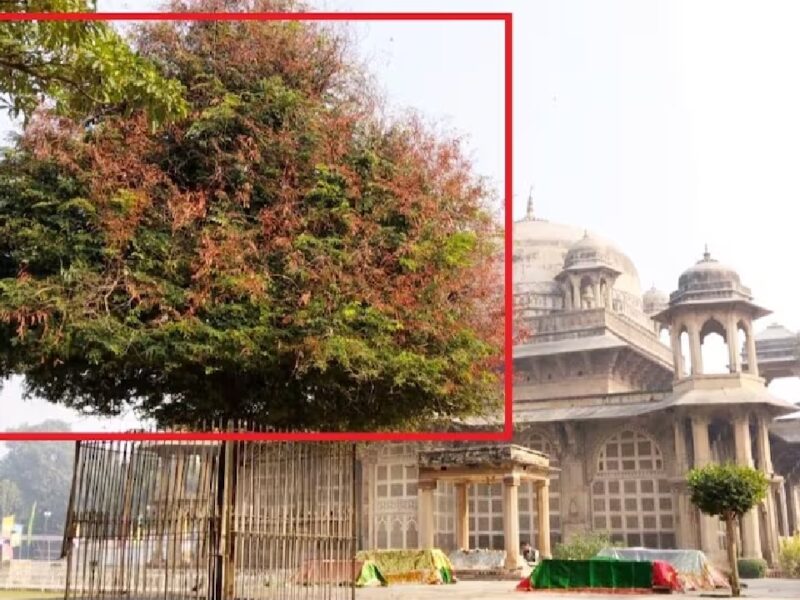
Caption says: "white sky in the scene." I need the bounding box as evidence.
[2,0,800,430]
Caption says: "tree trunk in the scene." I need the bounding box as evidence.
[726,516,741,597]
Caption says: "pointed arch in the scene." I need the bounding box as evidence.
[700,317,728,374]
[679,325,692,375]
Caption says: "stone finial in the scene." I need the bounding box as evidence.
[525,186,535,220]
[703,244,711,261]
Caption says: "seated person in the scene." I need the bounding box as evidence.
[521,541,536,564]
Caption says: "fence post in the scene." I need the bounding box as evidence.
[352,443,358,600]
[220,438,238,600]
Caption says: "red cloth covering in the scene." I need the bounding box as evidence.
[516,577,532,591]
[651,560,682,592]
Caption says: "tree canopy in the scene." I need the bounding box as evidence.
[687,463,769,596]
[0,0,504,431]
[0,478,22,518]
[0,420,74,533]
[687,463,769,521]
[0,0,187,126]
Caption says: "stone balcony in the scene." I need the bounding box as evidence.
[515,307,674,371]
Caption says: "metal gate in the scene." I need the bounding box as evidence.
[62,437,357,600]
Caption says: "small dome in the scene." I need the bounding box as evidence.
[669,247,758,307]
[643,286,668,314]
[677,248,742,292]
[755,323,796,342]
[562,231,619,272]
[512,214,644,318]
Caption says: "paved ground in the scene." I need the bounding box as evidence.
[356,578,800,599]
[1,579,798,600]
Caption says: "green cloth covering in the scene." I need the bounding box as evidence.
[531,559,653,590]
[355,560,387,587]
[355,549,455,585]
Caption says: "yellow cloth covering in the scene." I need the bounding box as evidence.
[354,549,455,585]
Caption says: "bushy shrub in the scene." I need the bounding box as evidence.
[779,535,800,578]
[737,558,766,579]
[552,532,618,560]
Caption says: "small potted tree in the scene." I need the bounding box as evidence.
[687,464,769,597]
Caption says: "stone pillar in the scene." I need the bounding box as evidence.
[593,281,601,308]
[733,416,754,467]
[727,316,741,373]
[455,482,469,551]
[674,489,698,550]
[779,483,790,537]
[746,325,759,376]
[503,475,521,570]
[571,278,581,311]
[670,326,684,380]
[689,321,704,375]
[562,283,572,310]
[672,415,690,547]
[674,417,688,474]
[792,484,800,535]
[754,415,779,563]
[536,480,552,559]
[787,481,797,535]
[733,415,763,559]
[692,416,712,466]
[691,416,719,554]
[763,491,780,566]
[417,480,436,549]
[756,416,774,474]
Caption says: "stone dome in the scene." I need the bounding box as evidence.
[756,323,796,342]
[677,249,741,291]
[643,286,668,315]
[513,211,642,315]
[670,248,753,306]
[563,231,620,272]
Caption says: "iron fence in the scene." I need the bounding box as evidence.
[63,434,357,600]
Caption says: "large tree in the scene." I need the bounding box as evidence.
[0,420,74,533]
[0,0,504,430]
[0,0,187,126]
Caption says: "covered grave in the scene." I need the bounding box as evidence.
[418,444,554,570]
[354,549,454,585]
[518,557,682,593]
[596,547,729,591]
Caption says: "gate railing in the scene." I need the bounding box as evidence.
[62,434,356,600]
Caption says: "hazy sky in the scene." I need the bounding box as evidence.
[2,0,800,430]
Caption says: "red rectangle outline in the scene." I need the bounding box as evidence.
[0,10,513,442]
